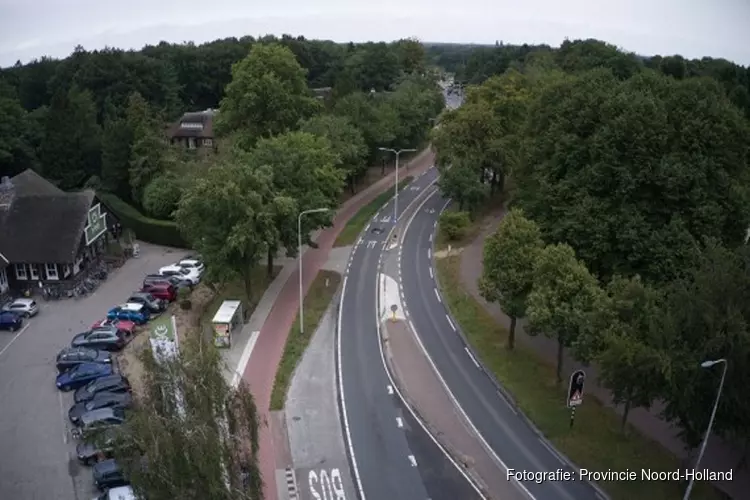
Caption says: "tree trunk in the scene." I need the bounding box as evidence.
[381,158,386,176]
[621,399,631,432]
[490,170,497,194]
[242,271,252,304]
[556,338,564,383]
[266,249,274,278]
[507,316,517,350]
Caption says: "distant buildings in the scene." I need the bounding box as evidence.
[167,109,217,152]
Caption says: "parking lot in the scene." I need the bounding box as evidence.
[0,242,187,500]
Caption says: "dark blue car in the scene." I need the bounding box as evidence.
[0,311,22,331]
[56,362,113,391]
[106,303,150,325]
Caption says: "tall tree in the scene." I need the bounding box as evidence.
[0,80,29,176]
[299,114,368,191]
[248,131,345,276]
[576,276,669,431]
[100,116,133,199]
[479,208,544,349]
[332,91,397,161]
[215,43,321,146]
[40,85,101,189]
[526,243,603,383]
[111,332,262,499]
[174,160,282,299]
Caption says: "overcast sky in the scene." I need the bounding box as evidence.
[0,0,748,67]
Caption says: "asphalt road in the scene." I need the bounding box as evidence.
[400,190,601,500]
[339,166,478,500]
[0,243,186,500]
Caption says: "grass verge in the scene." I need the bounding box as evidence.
[435,254,722,500]
[270,270,342,410]
[334,176,414,247]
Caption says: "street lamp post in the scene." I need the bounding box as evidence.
[683,358,728,500]
[378,147,416,223]
[298,207,329,334]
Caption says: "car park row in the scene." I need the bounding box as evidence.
[45,256,204,500]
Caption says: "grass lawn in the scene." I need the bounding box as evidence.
[334,176,414,247]
[435,254,722,500]
[270,270,342,410]
[200,265,281,338]
[434,197,506,252]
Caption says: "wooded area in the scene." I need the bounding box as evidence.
[432,38,750,470]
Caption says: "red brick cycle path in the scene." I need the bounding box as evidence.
[242,151,435,500]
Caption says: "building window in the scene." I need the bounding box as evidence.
[188,138,196,149]
[45,263,59,280]
[203,138,213,147]
[179,122,203,130]
[63,264,71,278]
[15,264,27,280]
[0,268,8,292]
[29,264,39,280]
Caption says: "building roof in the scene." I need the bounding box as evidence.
[11,169,65,196]
[167,109,217,139]
[0,169,97,264]
[212,300,242,324]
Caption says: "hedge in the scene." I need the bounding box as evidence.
[97,192,189,248]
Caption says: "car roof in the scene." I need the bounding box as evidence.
[88,374,126,387]
[81,407,119,422]
[10,298,35,306]
[91,391,128,402]
[59,346,94,357]
[74,362,108,371]
[93,458,120,472]
[180,258,201,264]
[107,486,136,500]
[119,303,144,311]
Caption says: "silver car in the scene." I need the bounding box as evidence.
[2,298,39,318]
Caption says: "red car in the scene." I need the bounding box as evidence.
[141,283,177,302]
[91,318,136,336]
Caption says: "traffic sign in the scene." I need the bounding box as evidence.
[567,369,585,408]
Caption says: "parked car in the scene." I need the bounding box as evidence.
[93,459,129,491]
[143,274,192,290]
[2,298,39,318]
[91,318,136,335]
[69,392,133,425]
[56,347,112,373]
[140,283,176,302]
[0,311,22,331]
[56,362,113,391]
[71,326,126,351]
[95,485,136,500]
[74,408,127,440]
[159,264,200,285]
[178,258,204,275]
[107,303,150,325]
[127,292,166,313]
[77,429,136,466]
[74,374,131,403]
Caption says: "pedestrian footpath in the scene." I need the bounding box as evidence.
[240,150,435,500]
[458,211,748,499]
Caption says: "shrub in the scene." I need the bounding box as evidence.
[97,191,188,248]
[142,175,182,219]
[178,286,192,310]
[439,210,471,241]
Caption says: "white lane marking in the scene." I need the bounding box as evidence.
[429,267,434,279]
[336,276,367,499]
[0,323,30,358]
[408,455,418,467]
[445,315,456,331]
[232,330,260,388]
[396,417,404,428]
[498,390,518,414]
[429,233,433,243]
[434,288,442,303]
[387,385,394,395]
[427,248,431,259]
[408,319,416,333]
[365,222,371,231]
[433,221,437,230]
[465,347,480,368]
[539,437,565,465]
[58,391,68,444]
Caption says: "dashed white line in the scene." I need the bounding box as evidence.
[408,319,416,333]
[0,323,30,358]
[465,347,480,368]
[58,391,68,444]
[427,248,431,259]
[445,315,456,331]
[408,455,418,467]
[429,233,433,243]
[434,288,441,303]
[365,222,371,231]
[429,267,433,279]
[387,385,394,395]
[433,221,437,230]
[396,417,404,428]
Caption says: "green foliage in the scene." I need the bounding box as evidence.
[299,114,368,188]
[112,333,262,499]
[438,210,471,241]
[0,80,28,175]
[142,174,182,219]
[98,191,187,248]
[479,209,544,348]
[526,243,603,382]
[100,116,133,198]
[332,91,397,161]
[216,43,321,145]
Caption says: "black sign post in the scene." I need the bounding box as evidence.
[567,369,585,429]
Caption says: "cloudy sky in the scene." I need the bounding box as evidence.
[0,0,749,67]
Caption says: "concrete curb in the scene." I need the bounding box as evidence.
[430,200,612,500]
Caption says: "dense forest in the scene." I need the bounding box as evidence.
[430,37,750,499]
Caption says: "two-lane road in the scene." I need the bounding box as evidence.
[338,167,479,500]
[401,189,602,500]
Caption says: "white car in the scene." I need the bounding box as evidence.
[178,258,204,276]
[2,298,39,318]
[93,485,136,500]
[159,264,200,285]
